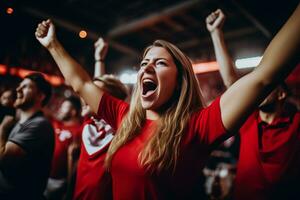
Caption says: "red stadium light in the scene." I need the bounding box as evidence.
[18,68,35,78]
[79,30,87,38]
[0,64,65,86]
[48,75,64,86]
[0,64,8,74]
[9,67,18,75]
[6,7,14,15]
[192,61,219,74]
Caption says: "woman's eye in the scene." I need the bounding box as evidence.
[140,62,147,67]
[157,61,167,66]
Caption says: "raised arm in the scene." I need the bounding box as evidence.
[220,4,300,132]
[206,9,238,88]
[35,20,103,113]
[94,37,108,77]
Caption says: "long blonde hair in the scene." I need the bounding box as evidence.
[105,40,204,173]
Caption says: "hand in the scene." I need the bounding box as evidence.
[94,37,108,61]
[35,19,57,48]
[206,9,225,33]
[0,115,15,133]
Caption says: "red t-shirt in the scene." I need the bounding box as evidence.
[235,108,300,200]
[73,116,125,200]
[97,93,228,200]
[50,120,83,178]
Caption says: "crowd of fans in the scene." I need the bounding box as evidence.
[0,5,300,200]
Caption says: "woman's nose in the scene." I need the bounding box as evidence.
[143,61,155,73]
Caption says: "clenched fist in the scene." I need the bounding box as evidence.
[35,19,57,48]
[206,9,225,33]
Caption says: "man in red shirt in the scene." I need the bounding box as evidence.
[45,95,83,200]
[207,9,300,199]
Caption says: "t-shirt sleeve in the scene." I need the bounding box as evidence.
[193,96,230,147]
[9,119,54,154]
[97,92,129,130]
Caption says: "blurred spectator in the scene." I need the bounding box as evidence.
[0,73,54,200]
[71,37,128,200]
[207,9,300,200]
[0,89,16,123]
[44,95,83,200]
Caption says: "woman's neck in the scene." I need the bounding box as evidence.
[146,110,159,120]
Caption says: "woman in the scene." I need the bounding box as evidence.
[35,4,300,199]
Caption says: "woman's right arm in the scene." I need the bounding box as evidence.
[35,19,103,113]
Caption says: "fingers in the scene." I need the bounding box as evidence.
[94,37,108,59]
[215,9,225,20]
[206,9,225,24]
[35,19,51,38]
[214,9,222,15]
[206,15,215,24]
[94,37,104,47]
[206,12,218,24]
[46,19,52,24]
[214,15,225,28]
[94,37,108,49]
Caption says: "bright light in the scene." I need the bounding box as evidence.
[192,61,219,74]
[192,56,262,73]
[48,76,64,86]
[79,30,87,38]
[120,72,137,84]
[18,68,34,78]
[235,56,262,69]
[0,64,64,86]
[0,64,7,74]
[6,8,14,15]
[219,168,229,178]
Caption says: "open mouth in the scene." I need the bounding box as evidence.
[142,79,157,96]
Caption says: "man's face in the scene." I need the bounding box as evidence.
[14,78,39,110]
[1,90,15,107]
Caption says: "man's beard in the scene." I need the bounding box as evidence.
[14,98,35,111]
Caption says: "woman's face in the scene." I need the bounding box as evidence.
[138,46,178,111]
